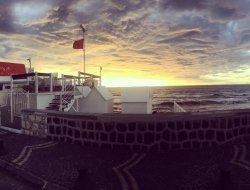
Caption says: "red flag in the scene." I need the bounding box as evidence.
[73,39,84,49]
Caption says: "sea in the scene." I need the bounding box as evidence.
[109,84,250,113]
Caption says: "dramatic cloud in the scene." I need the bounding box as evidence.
[0,0,250,86]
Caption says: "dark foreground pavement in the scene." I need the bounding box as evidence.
[0,129,249,190]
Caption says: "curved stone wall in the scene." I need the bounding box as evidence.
[21,109,250,150]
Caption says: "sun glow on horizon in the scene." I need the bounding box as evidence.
[102,77,170,87]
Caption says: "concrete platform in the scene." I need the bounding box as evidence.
[0,129,249,190]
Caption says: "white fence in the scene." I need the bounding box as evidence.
[173,102,186,113]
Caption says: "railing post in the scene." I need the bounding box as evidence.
[35,72,38,94]
[10,77,13,123]
[50,73,53,92]
[27,92,30,109]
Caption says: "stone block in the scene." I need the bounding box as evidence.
[156,133,161,141]
[148,123,155,131]
[198,131,204,140]
[128,122,136,131]
[171,133,177,141]
[138,122,147,131]
[193,120,201,129]
[144,132,155,145]
[156,122,165,131]
[192,141,200,149]
[74,130,80,138]
[183,141,191,149]
[210,119,219,128]
[239,127,246,135]
[55,127,61,135]
[81,131,87,138]
[67,128,73,136]
[202,120,209,128]
[163,130,170,141]
[178,131,187,141]
[53,117,60,124]
[110,131,117,142]
[62,126,67,135]
[227,119,232,128]
[100,133,108,141]
[29,115,35,122]
[104,122,115,132]
[116,123,127,132]
[95,122,103,131]
[226,131,233,139]
[168,121,175,130]
[49,125,55,134]
[233,129,238,137]
[87,122,94,130]
[202,141,209,148]
[185,121,192,130]
[150,144,159,151]
[216,131,225,142]
[176,121,184,130]
[242,116,248,125]
[220,119,227,128]
[206,130,215,140]
[88,132,94,139]
[68,120,76,127]
[66,137,73,143]
[189,131,196,139]
[234,117,241,127]
[171,143,180,150]
[81,121,86,129]
[137,133,143,143]
[126,133,135,143]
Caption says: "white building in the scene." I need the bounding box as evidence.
[73,86,113,113]
[121,87,152,114]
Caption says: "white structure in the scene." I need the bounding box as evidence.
[121,87,152,114]
[73,86,113,113]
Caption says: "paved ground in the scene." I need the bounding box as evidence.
[0,129,249,190]
[0,168,35,190]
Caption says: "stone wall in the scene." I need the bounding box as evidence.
[22,110,47,137]
[21,109,250,150]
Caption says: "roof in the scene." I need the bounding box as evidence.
[77,86,91,98]
[94,86,113,100]
[0,62,26,76]
[121,87,152,103]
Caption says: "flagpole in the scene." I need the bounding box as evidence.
[80,25,86,74]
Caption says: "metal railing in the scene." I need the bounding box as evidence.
[173,102,186,113]
[12,88,30,117]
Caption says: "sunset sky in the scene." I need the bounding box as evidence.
[1,0,250,87]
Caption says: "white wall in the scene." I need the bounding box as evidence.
[28,93,55,109]
[74,89,113,113]
[0,92,8,106]
[36,94,55,109]
[122,102,148,114]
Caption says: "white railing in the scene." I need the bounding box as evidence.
[173,102,186,113]
[59,77,80,112]
[12,88,30,117]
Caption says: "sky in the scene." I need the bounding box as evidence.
[1,0,250,87]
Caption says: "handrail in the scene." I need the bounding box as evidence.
[173,102,186,113]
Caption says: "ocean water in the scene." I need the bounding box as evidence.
[109,85,250,113]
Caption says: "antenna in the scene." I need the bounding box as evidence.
[27,58,31,73]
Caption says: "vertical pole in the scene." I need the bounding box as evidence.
[35,72,38,94]
[50,73,53,92]
[10,77,13,123]
[80,25,86,75]
[100,66,102,86]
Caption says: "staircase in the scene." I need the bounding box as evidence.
[47,91,76,111]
